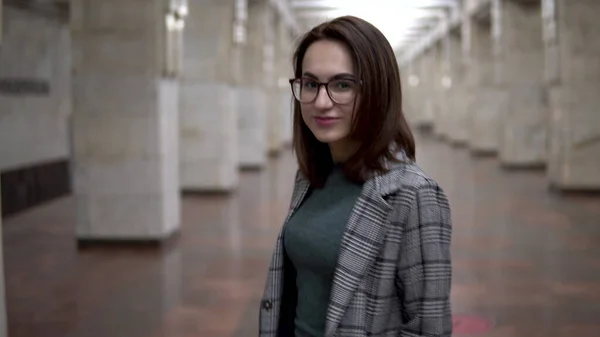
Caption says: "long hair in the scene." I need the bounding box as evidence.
[291,16,415,187]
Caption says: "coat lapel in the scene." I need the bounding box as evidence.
[324,173,393,336]
[286,173,311,224]
[264,171,310,323]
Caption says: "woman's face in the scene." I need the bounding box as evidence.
[299,40,359,150]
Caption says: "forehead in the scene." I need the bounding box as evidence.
[301,40,354,79]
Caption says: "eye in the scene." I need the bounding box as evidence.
[330,79,355,91]
[303,80,318,88]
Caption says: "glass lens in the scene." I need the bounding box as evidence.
[327,79,357,104]
[291,78,318,103]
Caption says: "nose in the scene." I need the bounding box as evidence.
[314,85,334,109]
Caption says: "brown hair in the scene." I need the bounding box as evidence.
[291,15,415,187]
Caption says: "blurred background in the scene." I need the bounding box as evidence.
[0,0,599,336]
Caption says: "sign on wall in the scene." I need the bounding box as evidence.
[0,78,50,95]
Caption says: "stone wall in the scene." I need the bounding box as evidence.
[0,8,71,171]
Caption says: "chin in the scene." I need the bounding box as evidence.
[312,131,346,144]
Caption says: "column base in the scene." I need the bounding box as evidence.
[240,162,266,170]
[415,123,434,136]
[449,139,469,148]
[470,148,497,158]
[547,168,600,191]
[77,229,180,250]
[237,86,268,168]
[548,182,600,195]
[268,148,282,158]
[500,85,547,169]
[240,164,264,171]
[446,127,469,146]
[432,130,447,141]
[547,84,600,191]
[499,162,546,171]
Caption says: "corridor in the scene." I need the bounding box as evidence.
[2,0,600,336]
[3,135,600,337]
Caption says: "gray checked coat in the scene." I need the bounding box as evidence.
[258,159,453,337]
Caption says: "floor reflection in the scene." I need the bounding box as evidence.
[2,139,600,337]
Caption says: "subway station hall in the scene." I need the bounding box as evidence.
[0,0,599,336]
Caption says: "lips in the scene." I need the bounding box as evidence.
[314,116,340,126]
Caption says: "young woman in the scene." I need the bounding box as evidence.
[259,15,453,337]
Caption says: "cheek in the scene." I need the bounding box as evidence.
[341,106,356,123]
[300,105,312,121]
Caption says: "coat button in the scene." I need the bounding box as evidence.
[262,299,273,311]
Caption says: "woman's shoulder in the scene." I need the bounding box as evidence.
[383,162,452,228]
[382,160,445,196]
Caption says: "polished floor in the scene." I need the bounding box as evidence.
[3,135,600,337]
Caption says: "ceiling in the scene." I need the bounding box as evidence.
[7,0,460,54]
[290,0,461,52]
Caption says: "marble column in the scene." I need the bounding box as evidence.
[402,59,421,128]
[420,48,437,131]
[419,46,437,130]
[436,31,456,140]
[446,31,469,144]
[180,0,239,190]
[431,42,449,138]
[497,0,546,167]
[407,50,435,131]
[277,17,294,146]
[237,0,268,168]
[71,0,180,240]
[265,7,283,154]
[464,15,504,154]
[546,0,600,189]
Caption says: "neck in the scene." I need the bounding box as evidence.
[329,140,359,163]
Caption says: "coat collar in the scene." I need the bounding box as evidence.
[294,149,411,200]
[323,174,392,336]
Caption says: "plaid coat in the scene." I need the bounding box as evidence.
[258,160,453,337]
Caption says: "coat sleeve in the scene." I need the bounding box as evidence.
[396,180,453,337]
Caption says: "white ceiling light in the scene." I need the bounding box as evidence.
[291,0,459,51]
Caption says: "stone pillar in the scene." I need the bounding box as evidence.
[407,51,435,131]
[495,0,546,167]
[180,0,239,189]
[265,7,282,154]
[464,14,504,154]
[446,31,469,144]
[71,0,181,240]
[237,0,268,168]
[431,42,448,138]
[420,49,436,131]
[546,0,600,189]
[0,183,6,337]
[277,17,294,146]
[436,31,455,140]
[402,58,421,128]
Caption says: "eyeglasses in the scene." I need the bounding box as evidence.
[289,77,359,105]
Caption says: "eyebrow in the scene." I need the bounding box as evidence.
[302,71,355,81]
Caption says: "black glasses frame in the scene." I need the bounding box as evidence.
[288,77,360,105]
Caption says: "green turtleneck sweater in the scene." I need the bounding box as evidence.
[283,166,363,337]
